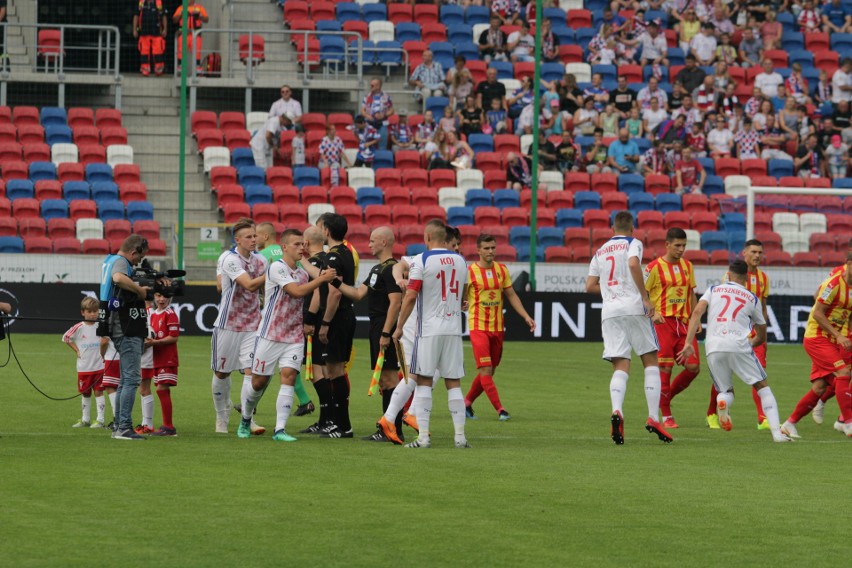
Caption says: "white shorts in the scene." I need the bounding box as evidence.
[410,335,465,379]
[252,147,269,170]
[211,328,255,373]
[707,351,767,393]
[601,315,659,361]
[252,337,303,375]
[141,346,154,369]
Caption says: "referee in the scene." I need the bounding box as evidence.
[316,213,357,438]
[337,227,404,443]
[301,225,333,433]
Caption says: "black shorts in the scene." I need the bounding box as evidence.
[369,318,399,371]
[322,308,355,364]
[304,328,327,367]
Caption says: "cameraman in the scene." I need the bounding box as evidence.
[99,235,154,441]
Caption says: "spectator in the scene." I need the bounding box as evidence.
[825,134,850,178]
[786,63,812,105]
[759,11,782,50]
[457,95,484,137]
[485,97,508,135]
[718,83,740,117]
[822,0,852,34]
[734,118,762,159]
[291,125,305,168]
[770,84,789,112]
[798,0,822,31]
[573,97,600,137]
[760,115,794,160]
[797,104,816,140]
[543,81,564,134]
[445,131,474,171]
[613,21,641,64]
[832,58,852,104]
[817,116,838,148]
[590,37,618,65]
[637,76,668,110]
[249,114,285,169]
[778,97,801,142]
[351,115,381,167]
[665,139,684,173]
[677,55,707,94]
[390,110,416,152]
[609,75,638,118]
[745,86,766,118]
[755,59,784,99]
[584,73,610,112]
[507,76,534,119]
[438,105,457,134]
[738,27,763,68]
[707,115,735,157]
[607,128,641,173]
[268,85,303,129]
[674,147,707,194]
[416,110,438,159]
[426,130,451,170]
[506,152,533,190]
[478,15,509,63]
[657,114,689,147]
[491,0,522,26]
[409,50,446,102]
[587,23,614,64]
[626,107,644,138]
[585,128,613,174]
[537,130,558,171]
[475,67,507,113]
[445,55,467,86]
[742,1,769,24]
[360,77,394,150]
[709,6,736,36]
[507,21,535,63]
[318,125,351,187]
[640,139,669,176]
[555,73,584,115]
[677,8,701,52]
[795,133,827,178]
[687,121,707,158]
[540,18,560,63]
[712,62,731,92]
[597,6,626,32]
[518,98,555,136]
[715,33,737,67]
[669,81,688,111]
[816,69,834,105]
[673,94,703,130]
[555,131,582,173]
[642,97,669,137]
[448,68,474,111]
[690,23,717,66]
[599,103,620,138]
[639,22,669,68]
[693,75,718,114]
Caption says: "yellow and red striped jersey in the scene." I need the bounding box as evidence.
[467,262,512,332]
[342,239,360,280]
[805,272,852,340]
[644,257,696,321]
[723,268,769,301]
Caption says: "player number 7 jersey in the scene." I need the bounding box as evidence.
[408,249,468,337]
[589,236,646,320]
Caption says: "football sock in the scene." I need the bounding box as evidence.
[108,391,117,419]
[81,396,91,422]
[448,387,466,442]
[95,395,105,423]
[751,385,766,422]
[708,384,719,415]
[383,388,404,434]
[242,383,264,421]
[414,385,433,443]
[717,391,734,414]
[293,372,311,406]
[313,378,333,426]
[212,375,231,416]
[384,377,415,422]
[275,384,295,432]
[789,389,821,423]
[382,387,392,413]
[141,394,155,429]
[819,383,836,403]
[156,389,173,428]
[659,368,672,416]
[834,375,852,423]
[670,369,699,399]
[331,375,351,431]
[479,374,504,413]
[465,374,484,406]
[610,370,629,414]
[757,386,782,433]
[644,366,661,420]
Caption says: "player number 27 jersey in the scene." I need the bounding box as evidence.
[700,282,764,354]
[589,236,646,320]
[408,249,468,337]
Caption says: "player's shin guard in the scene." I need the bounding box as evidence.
[331,375,351,431]
[610,370,629,414]
[789,389,821,423]
[708,384,719,415]
[293,372,311,406]
[479,374,505,413]
[670,369,699,399]
[242,383,264,421]
[447,387,466,443]
[659,368,672,416]
[275,384,295,432]
[644,366,661,420]
[757,386,782,434]
[414,385,432,443]
[96,395,106,423]
[834,376,852,423]
[751,385,766,422]
[212,375,231,417]
[142,394,155,429]
[81,396,91,422]
[465,374,484,406]
[157,389,173,428]
[383,377,415,422]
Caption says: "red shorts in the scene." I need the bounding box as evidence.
[77,371,103,393]
[142,367,155,381]
[470,330,504,369]
[102,359,120,388]
[753,343,767,368]
[154,366,178,387]
[804,336,850,381]
[655,317,700,367]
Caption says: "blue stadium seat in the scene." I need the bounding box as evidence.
[377,40,403,71]
[440,4,465,26]
[465,5,490,25]
[727,231,746,251]
[721,213,746,232]
[238,166,265,187]
[448,24,473,44]
[541,62,565,83]
[628,192,655,212]
[63,181,90,201]
[556,209,583,229]
[6,179,34,200]
[447,206,475,226]
[703,175,724,196]
[91,181,119,202]
[372,150,394,170]
[40,199,69,220]
[98,199,126,221]
[574,191,601,211]
[788,49,813,67]
[768,159,794,178]
[40,106,68,127]
[489,61,514,80]
[406,243,427,256]
[833,177,852,189]
[244,184,273,206]
[509,226,531,247]
[231,148,255,169]
[697,157,715,175]
[781,31,804,51]
[362,3,387,24]
[319,36,347,69]
[29,161,57,182]
[85,163,113,183]
[354,40,378,66]
[468,133,494,153]
[832,33,852,52]
[516,245,544,262]
[357,186,384,207]
[635,138,651,154]
[45,125,73,146]
[465,188,491,208]
[127,201,154,222]
[316,20,341,33]
[776,12,797,33]
[425,96,450,117]
[667,48,685,66]
[396,23,421,43]
[293,166,321,188]
[336,2,361,23]
[655,193,682,213]
[429,42,455,69]
[543,7,567,24]
[0,236,24,253]
[644,10,669,26]
[493,189,520,209]
[454,41,480,61]
[617,174,645,195]
[701,231,728,252]
[553,27,575,45]
[644,65,668,82]
[591,64,616,82]
[576,27,595,46]
[538,227,564,248]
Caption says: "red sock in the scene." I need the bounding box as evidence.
[820,383,836,403]
[479,374,504,413]
[465,375,484,406]
[708,384,719,415]
[789,389,821,423]
[670,369,699,399]
[834,376,852,423]
[156,389,173,428]
[659,368,672,416]
[402,392,413,413]
[751,385,766,422]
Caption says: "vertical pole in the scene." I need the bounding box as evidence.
[177,1,189,270]
[746,186,755,240]
[528,0,544,291]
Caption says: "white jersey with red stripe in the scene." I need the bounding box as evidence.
[214,247,267,332]
[408,249,467,338]
[62,322,103,373]
[700,281,765,354]
[257,260,308,344]
[103,339,118,362]
[589,235,646,320]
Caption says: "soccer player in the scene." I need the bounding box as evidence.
[63,297,107,429]
[136,301,156,434]
[644,227,700,428]
[211,218,267,434]
[677,260,791,443]
[316,213,358,438]
[392,222,470,449]
[464,234,536,421]
[146,292,179,436]
[100,339,120,429]
[257,221,315,417]
[238,230,337,441]
[780,253,852,439]
[335,227,404,443]
[586,211,672,445]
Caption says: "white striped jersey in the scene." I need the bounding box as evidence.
[408,249,467,337]
[700,282,765,354]
[214,248,267,332]
[62,322,103,373]
[589,235,646,320]
[257,260,308,344]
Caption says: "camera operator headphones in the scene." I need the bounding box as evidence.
[135,238,149,255]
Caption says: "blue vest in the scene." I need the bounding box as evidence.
[100,254,133,301]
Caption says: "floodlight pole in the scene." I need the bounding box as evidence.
[177,0,189,270]
[528,0,543,291]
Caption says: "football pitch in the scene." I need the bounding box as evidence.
[0,335,848,567]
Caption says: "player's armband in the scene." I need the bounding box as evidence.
[408,280,423,292]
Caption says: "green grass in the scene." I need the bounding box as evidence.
[0,335,849,567]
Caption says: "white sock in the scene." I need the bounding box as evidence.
[81,397,91,422]
[414,385,432,443]
[644,366,661,420]
[142,394,155,428]
[108,391,117,419]
[242,384,264,421]
[275,384,295,432]
[95,395,106,422]
[610,370,629,414]
[757,386,782,433]
[384,377,416,422]
[212,375,231,416]
[717,390,735,411]
[447,387,466,442]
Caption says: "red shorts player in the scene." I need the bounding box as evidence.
[143,292,180,436]
[63,297,107,429]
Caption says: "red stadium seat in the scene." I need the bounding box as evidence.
[821,251,847,266]
[0,123,16,144]
[681,193,709,213]
[335,204,362,225]
[814,50,840,73]
[414,5,439,25]
[691,211,718,232]
[239,34,265,65]
[2,160,27,180]
[809,233,835,254]
[590,173,617,193]
[48,218,75,239]
[0,106,10,125]
[644,174,671,195]
[0,216,17,236]
[484,171,508,191]
[73,126,100,146]
[664,211,691,230]
[224,130,251,151]
[196,129,225,152]
[714,157,741,177]
[419,204,446,222]
[475,206,501,226]
[82,238,110,255]
[383,186,411,206]
[583,209,609,229]
[69,199,97,221]
[133,220,161,240]
[519,189,545,209]
[12,106,40,127]
[559,45,584,64]
[591,228,611,248]
[601,192,627,211]
[805,32,830,51]
[280,204,308,224]
[146,238,167,256]
[17,124,44,145]
[537,207,556,227]
[755,231,783,252]
[54,237,82,254]
[396,152,422,172]
[18,218,46,238]
[753,214,774,234]
[0,141,22,162]
[283,0,309,22]
[391,205,418,225]
[327,113,354,132]
[113,164,141,186]
[494,134,520,154]
[502,207,528,226]
[23,143,50,164]
[637,210,664,230]
[330,185,358,207]
[546,190,573,209]
[365,205,392,226]
[300,113,327,133]
[740,159,767,177]
[376,168,402,188]
[78,144,106,165]
[34,180,62,201]
[104,219,132,241]
[709,250,733,266]
[545,246,572,262]
[12,198,39,219]
[191,111,217,134]
[67,108,95,129]
[494,244,516,262]
[252,203,279,223]
[683,250,709,265]
[763,49,788,68]
[300,185,328,207]
[58,162,85,183]
[218,112,245,133]
[95,109,123,129]
[429,169,456,189]
[563,172,590,192]
[474,152,502,173]
[398,224,425,246]
[342,21,369,41]
[272,185,299,206]
[412,187,439,207]
[567,9,592,29]
[25,236,53,253]
[223,202,252,222]
[618,64,642,83]
[764,250,793,266]
[119,183,148,205]
[101,127,128,147]
[388,3,413,24]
